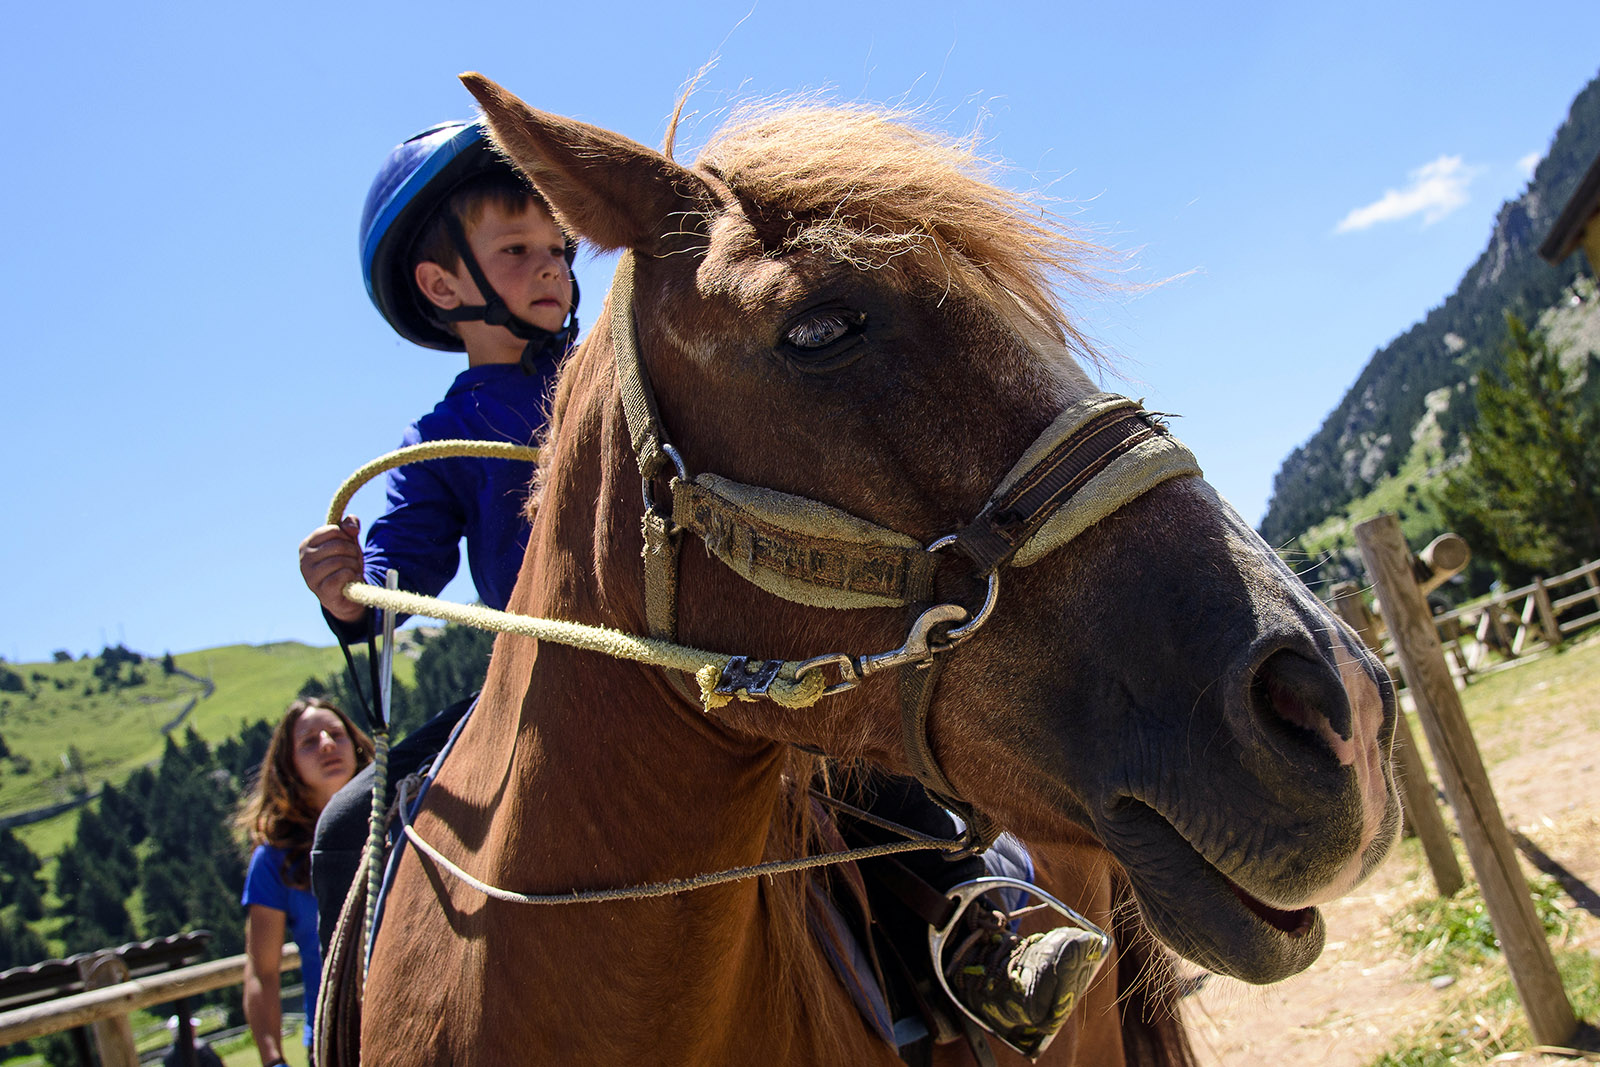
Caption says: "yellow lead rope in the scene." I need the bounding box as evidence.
[326,440,932,936]
[325,440,828,710]
[324,439,542,528]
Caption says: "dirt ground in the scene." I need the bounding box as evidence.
[1183,637,1600,1066]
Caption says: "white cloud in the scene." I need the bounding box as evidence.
[1517,151,1540,178]
[1335,155,1475,233]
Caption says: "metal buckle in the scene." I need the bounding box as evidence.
[713,656,783,698]
[790,652,862,697]
[928,876,1112,1058]
[640,443,688,517]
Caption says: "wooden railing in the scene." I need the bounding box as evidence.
[0,946,299,1064]
[1351,544,1599,687]
[1432,558,1600,678]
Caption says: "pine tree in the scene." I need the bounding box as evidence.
[72,808,138,895]
[0,828,45,919]
[0,909,48,970]
[216,719,273,785]
[52,844,135,952]
[1439,313,1600,579]
[411,624,494,718]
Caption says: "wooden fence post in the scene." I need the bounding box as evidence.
[1487,597,1518,658]
[1356,514,1576,1046]
[1331,582,1464,897]
[1532,577,1564,650]
[76,953,138,1067]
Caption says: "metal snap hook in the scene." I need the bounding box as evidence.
[858,602,972,676]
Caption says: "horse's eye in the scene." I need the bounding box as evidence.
[783,310,865,351]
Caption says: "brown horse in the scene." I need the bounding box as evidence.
[354,75,1400,1066]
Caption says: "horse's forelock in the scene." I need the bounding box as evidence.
[691,102,1109,372]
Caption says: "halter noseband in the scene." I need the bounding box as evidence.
[609,251,1202,839]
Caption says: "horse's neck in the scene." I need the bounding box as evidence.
[490,343,792,886]
[429,353,880,1061]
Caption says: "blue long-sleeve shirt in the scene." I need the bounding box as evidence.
[329,362,554,641]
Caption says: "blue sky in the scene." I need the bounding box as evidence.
[3,0,1597,663]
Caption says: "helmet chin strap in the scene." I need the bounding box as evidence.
[432,212,580,373]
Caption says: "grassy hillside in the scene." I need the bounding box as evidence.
[0,640,418,859]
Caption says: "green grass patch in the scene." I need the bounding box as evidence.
[1372,875,1600,1065]
[1391,874,1579,978]
[214,1021,311,1066]
[1449,634,1600,766]
[1369,949,1600,1066]
[12,811,81,863]
[170,642,412,747]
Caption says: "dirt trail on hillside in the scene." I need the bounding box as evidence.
[1183,644,1600,1066]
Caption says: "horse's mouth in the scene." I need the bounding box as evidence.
[1100,799,1325,983]
[1228,880,1315,937]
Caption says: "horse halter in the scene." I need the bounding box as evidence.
[610,251,1202,837]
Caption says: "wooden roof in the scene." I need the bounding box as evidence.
[1540,147,1600,263]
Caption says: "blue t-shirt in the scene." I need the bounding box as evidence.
[242,844,322,1044]
[362,362,555,613]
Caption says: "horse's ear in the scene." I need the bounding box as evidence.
[460,73,716,255]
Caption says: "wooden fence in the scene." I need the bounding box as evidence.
[1436,558,1600,668]
[1365,558,1600,686]
[0,946,299,1065]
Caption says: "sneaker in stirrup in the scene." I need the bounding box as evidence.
[938,896,1106,1057]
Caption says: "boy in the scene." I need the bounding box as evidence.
[299,119,577,636]
[297,119,578,977]
[302,119,1098,1060]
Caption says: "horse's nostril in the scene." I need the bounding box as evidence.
[1249,648,1351,752]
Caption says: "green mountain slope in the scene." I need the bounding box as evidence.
[0,642,364,823]
[1259,72,1600,550]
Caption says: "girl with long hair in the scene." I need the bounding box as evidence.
[237,698,373,1066]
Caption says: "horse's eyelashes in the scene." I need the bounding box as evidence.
[782,309,866,352]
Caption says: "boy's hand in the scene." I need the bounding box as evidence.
[299,517,367,623]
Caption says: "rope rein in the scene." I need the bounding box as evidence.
[359,571,399,980]
[393,776,966,906]
[327,441,829,711]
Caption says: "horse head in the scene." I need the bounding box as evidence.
[463,73,1399,991]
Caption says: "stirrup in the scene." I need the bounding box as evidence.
[927,876,1112,1059]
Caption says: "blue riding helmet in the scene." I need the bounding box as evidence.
[358,119,579,358]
